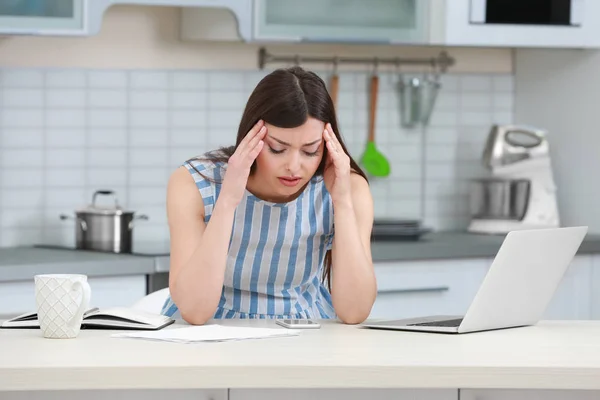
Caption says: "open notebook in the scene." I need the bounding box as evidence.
[0,307,175,331]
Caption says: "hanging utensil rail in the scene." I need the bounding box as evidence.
[258,47,456,72]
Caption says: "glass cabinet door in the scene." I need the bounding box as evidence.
[253,0,429,43]
[0,0,85,33]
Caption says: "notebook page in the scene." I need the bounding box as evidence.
[111,324,300,343]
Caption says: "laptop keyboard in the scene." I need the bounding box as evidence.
[408,318,463,327]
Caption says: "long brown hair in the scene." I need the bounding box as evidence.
[189,66,368,291]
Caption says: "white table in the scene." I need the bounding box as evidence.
[1,320,600,400]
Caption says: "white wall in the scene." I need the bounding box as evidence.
[514,48,600,233]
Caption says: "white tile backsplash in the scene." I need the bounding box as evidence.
[130,71,170,89]
[0,68,514,246]
[89,110,127,127]
[88,71,128,88]
[45,168,86,187]
[3,89,44,107]
[3,109,44,128]
[46,128,85,147]
[89,90,128,108]
[0,70,43,88]
[46,89,86,108]
[45,70,86,88]
[88,128,128,147]
[47,110,86,128]
[172,71,207,90]
[130,90,169,109]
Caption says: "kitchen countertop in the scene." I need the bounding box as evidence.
[371,231,600,261]
[1,231,600,282]
[0,247,158,282]
[1,319,600,391]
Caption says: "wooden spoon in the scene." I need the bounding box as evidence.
[360,71,391,177]
[330,71,339,108]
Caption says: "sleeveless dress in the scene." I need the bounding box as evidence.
[160,157,337,319]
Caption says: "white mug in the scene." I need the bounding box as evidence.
[34,274,92,339]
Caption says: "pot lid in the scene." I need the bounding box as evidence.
[76,190,135,216]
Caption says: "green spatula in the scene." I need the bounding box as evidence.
[361,72,390,177]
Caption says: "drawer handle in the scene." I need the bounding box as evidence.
[378,286,450,294]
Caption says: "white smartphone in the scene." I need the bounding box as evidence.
[275,319,321,329]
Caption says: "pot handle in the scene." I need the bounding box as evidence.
[92,190,119,208]
[128,214,149,230]
[60,214,88,231]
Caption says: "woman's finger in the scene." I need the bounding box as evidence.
[248,139,265,161]
[326,124,343,149]
[326,136,340,164]
[239,120,264,149]
[325,128,339,155]
[240,125,267,160]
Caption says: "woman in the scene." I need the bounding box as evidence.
[161,66,376,325]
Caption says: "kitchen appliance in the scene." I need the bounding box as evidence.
[467,124,560,234]
[470,0,583,27]
[59,190,149,254]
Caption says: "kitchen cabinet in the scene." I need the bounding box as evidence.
[5,0,598,47]
[543,255,593,320]
[370,259,490,319]
[460,389,600,400]
[0,0,252,39]
[370,255,598,321]
[592,255,600,319]
[0,0,86,35]
[0,275,146,317]
[230,389,457,400]
[251,0,430,44]
[180,0,600,48]
[1,389,227,400]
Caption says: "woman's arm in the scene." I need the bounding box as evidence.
[167,167,237,325]
[168,121,267,325]
[329,174,376,324]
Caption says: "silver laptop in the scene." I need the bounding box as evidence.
[362,226,588,334]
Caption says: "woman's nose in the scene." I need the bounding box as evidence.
[287,152,301,174]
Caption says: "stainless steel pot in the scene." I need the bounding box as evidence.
[469,178,530,220]
[60,190,149,253]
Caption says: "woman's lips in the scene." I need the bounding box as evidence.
[278,177,301,187]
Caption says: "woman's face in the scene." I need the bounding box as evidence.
[252,117,326,201]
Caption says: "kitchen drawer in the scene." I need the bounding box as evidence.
[0,275,147,316]
[460,389,600,400]
[543,255,593,320]
[592,255,600,320]
[370,259,490,319]
[231,388,456,400]
[1,389,227,400]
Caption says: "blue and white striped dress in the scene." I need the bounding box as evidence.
[161,157,337,319]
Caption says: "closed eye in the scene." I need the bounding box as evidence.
[268,146,285,154]
[268,146,319,157]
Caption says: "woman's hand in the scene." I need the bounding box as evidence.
[220,120,267,207]
[323,123,352,206]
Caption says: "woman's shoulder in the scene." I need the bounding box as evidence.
[182,153,228,182]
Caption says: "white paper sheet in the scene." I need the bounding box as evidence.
[111,324,301,343]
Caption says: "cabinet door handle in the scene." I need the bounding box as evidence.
[378,286,450,294]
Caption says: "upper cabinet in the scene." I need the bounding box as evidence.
[182,0,600,48]
[0,0,253,38]
[252,0,430,44]
[2,0,600,49]
[0,0,86,35]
